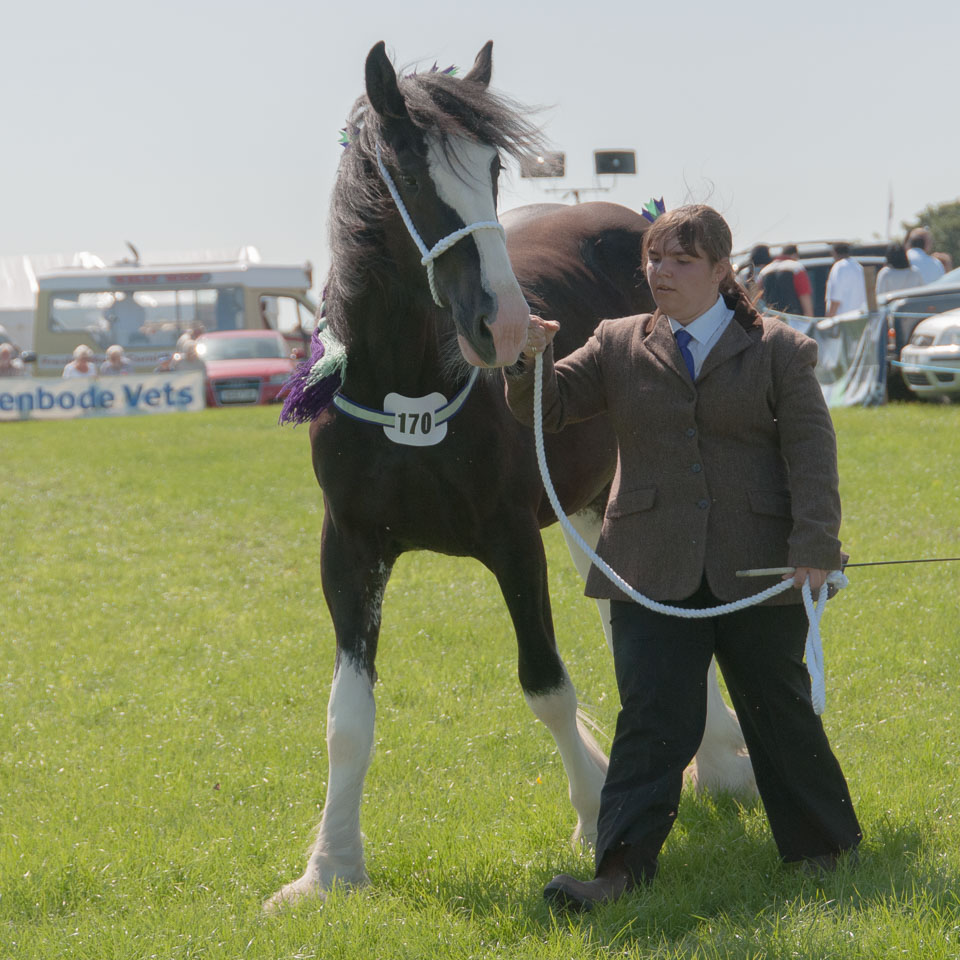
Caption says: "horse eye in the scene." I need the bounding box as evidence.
[401,174,418,189]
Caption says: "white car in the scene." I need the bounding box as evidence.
[898,308,960,400]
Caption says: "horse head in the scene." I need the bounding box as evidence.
[363,41,531,368]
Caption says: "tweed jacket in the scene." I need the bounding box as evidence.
[505,291,842,606]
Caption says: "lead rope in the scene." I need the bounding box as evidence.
[532,352,846,714]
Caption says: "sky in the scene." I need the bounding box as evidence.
[5,0,958,290]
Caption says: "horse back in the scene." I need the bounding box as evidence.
[504,201,656,359]
[503,202,657,522]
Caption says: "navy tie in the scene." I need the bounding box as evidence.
[675,327,696,381]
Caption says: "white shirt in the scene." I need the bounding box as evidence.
[668,295,735,378]
[875,265,925,298]
[906,247,945,285]
[825,258,867,315]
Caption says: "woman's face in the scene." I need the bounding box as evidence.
[645,236,728,325]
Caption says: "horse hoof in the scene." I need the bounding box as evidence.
[263,879,327,914]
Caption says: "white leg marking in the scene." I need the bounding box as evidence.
[265,658,375,911]
[525,676,607,846]
[560,508,757,799]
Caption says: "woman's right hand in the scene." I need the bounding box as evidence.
[521,315,561,359]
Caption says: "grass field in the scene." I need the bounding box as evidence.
[2,403,959,959]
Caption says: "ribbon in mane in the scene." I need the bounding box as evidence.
[278,323,347,425]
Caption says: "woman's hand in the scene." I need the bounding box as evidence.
[521,315,560,359]
[783,567,830,592]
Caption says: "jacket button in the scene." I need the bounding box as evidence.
[686,427,696,438]
[697,498,709,510]
[691,463,702,473]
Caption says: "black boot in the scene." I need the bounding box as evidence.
[543,847,652,912]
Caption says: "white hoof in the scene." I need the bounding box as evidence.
[263,867,370,914]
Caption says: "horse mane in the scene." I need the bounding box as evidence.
[325,71,543,345]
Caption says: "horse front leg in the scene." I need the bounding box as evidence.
[265,521,391,911]
[486,523,608,846]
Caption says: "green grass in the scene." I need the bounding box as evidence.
[1,404,959,959]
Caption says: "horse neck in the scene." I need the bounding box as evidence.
[329,271,455,405]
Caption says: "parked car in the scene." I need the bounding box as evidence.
[882,267,960,398]
[194,329,298,407]
[897,308,960,401]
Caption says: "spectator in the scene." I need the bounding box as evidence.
[759,244,814,317]
[932,251,953,274]
[176,325,206,353]
[875,243,925,298]
[171,339,206,373]
[825,243,867,317]
[0,343,25,377]
[99,344,134,375]
[62,344,98,378]
[737,244,772,301]
[905,228,945,284]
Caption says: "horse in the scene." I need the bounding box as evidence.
[267,40,754,909]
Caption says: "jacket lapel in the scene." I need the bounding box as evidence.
[642,310,690,383]
[698,297,763,382]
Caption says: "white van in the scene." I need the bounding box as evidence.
[26,257,317,376]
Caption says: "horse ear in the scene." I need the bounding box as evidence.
[463,41,493,87]
[365,41,409,121]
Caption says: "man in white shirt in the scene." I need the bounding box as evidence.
[905,228,945,285]
[825,243,867,317]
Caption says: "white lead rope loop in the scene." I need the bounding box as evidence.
[532,351,846,714]
[375,144,504,308]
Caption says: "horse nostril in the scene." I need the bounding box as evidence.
[479,314,491,328]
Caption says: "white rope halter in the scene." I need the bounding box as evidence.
[531,352,846,714]
[375,144,505,308]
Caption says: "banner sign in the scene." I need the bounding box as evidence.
[0,372,206,421]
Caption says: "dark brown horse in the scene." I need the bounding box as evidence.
[268,41,753,909]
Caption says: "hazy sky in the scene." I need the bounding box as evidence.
[5,0,957,286]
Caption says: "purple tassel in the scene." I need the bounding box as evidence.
[278,326,344,426]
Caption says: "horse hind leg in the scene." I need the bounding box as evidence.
[558,506,756,799]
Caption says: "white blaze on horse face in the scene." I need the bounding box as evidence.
[425,135,529,367]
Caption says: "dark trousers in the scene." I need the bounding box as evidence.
[596,580,862,877]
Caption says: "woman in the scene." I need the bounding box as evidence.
[875,242,924,298]
[62,344,97,378]
[505,204,861,912]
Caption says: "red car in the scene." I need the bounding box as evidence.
[194,330,299,407]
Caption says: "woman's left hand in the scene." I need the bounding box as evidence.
[783,567,830,592]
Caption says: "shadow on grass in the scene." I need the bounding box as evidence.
[369,799,958,955]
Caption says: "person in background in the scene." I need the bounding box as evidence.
[62,344,98,378]
[932,251,953,274]
[737,243,772,302]
[825,243,867,317]
[875,243,925,298]
[99,344,134,375]
[758,244,814,317]
[176,325,206,353]
[506,204,861,912]
[905,228,945,285]
[170,339,206,373]
[0,343,25,377]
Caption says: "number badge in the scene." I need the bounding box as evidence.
[382,391,448,446]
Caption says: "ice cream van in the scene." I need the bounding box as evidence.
[24,257,318,376]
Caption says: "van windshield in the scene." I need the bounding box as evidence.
[196,335,287,361]
[47,286,244,351]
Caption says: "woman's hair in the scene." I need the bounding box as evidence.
[73,344,94,360]
[885,242,910,270]
[642,204,739,295]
